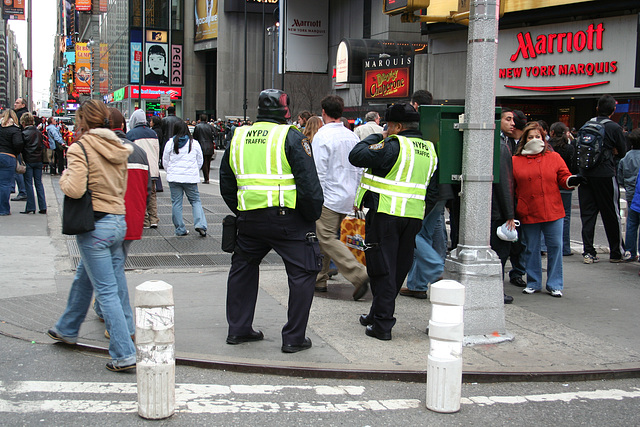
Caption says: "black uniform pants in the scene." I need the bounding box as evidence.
[363,211,421,334]
[226,208,321,346]
[53,147,65,174]
[578,176,623,259]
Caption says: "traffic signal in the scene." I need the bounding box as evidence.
[383,0,430,15]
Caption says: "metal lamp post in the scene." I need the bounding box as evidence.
[444,0,511,341]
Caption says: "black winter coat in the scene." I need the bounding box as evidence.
[193,123,215,156]
[22,125,44,163]
[0,121,23,156]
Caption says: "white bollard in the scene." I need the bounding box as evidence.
[135,280,175,419]
[426,280,465,413]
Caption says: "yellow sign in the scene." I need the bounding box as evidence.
[195,0,218,42]
[75,43,92,94]
[428,0,595,15]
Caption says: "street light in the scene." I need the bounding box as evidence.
[266,23,279,89]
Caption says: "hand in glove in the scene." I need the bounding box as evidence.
[567,175,587,187]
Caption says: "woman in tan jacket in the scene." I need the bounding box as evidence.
[47,100,137,372]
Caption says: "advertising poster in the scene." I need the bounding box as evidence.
[130,42,141,84]
[76,0,91,12]
[145,43,169,85]
[75,43,92,94]
[99,43,109,95]
[3,0,25,20]
[99,0,107,13]
[284,0,329,73]
[195,0,218,42]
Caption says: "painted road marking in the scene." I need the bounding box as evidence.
[461,388,640,406]
[0,382,365,396]
[1,382,639,413]
[0,398,420,414]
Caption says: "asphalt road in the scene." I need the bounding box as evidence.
[2,333,639,426]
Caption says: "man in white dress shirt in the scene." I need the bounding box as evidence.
[312,95,369,300]
[354,111,383,141]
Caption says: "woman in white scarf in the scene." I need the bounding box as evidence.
[512,122,585,298]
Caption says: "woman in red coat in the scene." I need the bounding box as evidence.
[512,122,584,298]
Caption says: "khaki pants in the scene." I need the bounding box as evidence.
[315,205,368,288]
[144,180,159,226]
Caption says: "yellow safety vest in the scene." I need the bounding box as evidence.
[355,135,437,219]
[229,122,297,211]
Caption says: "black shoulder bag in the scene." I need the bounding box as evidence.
[62,142,95,235]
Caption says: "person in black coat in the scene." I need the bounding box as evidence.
[20,113,47,214]
[193,114,216,183]
[0,109,24,215]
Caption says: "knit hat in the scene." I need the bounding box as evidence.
[513,110,527,130]
[384,103,420,123]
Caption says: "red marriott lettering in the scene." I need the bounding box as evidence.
[510,23,604,62]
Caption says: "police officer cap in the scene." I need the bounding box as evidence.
[384,103,419,123]
[257,89,291,124]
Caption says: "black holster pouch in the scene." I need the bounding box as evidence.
[222,215,237,253]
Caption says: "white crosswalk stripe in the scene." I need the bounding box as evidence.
[0,381,419,414]
[2,381,639,414]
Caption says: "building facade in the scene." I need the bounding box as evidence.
[0,21,26,111]
[50,1,640,129]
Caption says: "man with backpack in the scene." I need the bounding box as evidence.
[577,94,627,263]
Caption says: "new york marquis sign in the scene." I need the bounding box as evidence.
[362,55,413,103]
[496,15,640,96]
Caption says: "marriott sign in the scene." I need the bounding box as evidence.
[495,16,640,96]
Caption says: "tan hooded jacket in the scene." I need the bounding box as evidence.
[60,128,133,215]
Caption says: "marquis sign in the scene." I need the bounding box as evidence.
[363,56,413,102]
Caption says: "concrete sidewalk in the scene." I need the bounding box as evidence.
[1,169,639,382]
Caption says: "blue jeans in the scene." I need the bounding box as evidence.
[625,208,640,257]
[54,214,135,366]
[520,218,564,291]
[406,200,447,291]
[14,171,26,197]
[24,162,47,212]
[560,190,573,255]
[169,182,207,235]
[93,239,135,334]
[0,153,16,215]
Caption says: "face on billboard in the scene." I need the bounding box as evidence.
[145,43,169,85]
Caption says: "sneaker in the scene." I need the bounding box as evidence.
[522,287,540,294]
[583,254,599,264]
[150,224,158,229]
[46,328,77,345]
[549,289,563,297]
[616,252,638,263]
[195,227,207,237]
[106,361,136,372]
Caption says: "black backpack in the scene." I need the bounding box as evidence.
[575,117,611,169]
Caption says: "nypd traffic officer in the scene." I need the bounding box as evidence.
[219,89,324,353]
[349,103,438,340]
